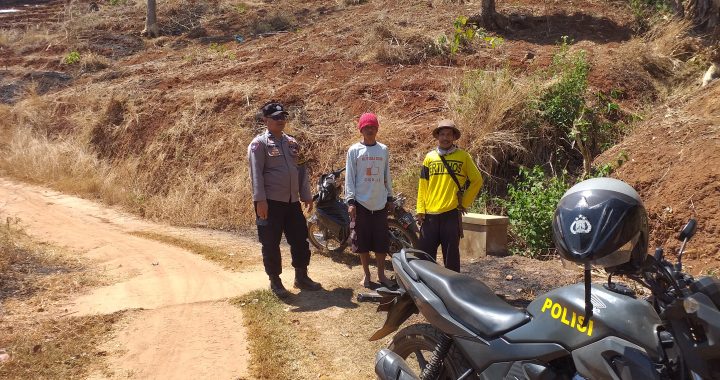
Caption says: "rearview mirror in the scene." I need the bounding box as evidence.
[677,219,697,241]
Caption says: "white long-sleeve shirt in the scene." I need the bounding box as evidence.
[345,142,393,211]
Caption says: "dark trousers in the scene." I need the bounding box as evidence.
[256,200,311,276]
[418,209,461,272]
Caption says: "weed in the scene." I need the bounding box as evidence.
[63,51,81,65]
[447,68,536,183]
[497,166,570,257]
[437,16,503,55]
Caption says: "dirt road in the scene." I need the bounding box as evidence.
[0,178,274,379]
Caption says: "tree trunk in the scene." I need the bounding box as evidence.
[142,0,159,38]
[683,0,720,30]
[482,0,497,26]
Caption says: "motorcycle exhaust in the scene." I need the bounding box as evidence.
[374,349,419,380]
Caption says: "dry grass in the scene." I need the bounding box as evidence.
[0,220,118,379]
[447,68,538,174]
[364,24,444,65]
[0,314,122,380]
[128,230,253,271]
[80,52,111,72]
[645,19,699,60]
[231,274,392,379]
[0,124,124,198]
[0,27,58,54]
[0,86,258,230]
[231,290,307,380]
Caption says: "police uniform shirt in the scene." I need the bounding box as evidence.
[248,131,311,203]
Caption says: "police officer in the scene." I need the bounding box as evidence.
[248,101,322,297]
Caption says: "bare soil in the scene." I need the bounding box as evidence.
[598,83,720,277]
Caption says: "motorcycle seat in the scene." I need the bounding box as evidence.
[409,260,530,338]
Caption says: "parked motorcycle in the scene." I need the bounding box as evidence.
[306,167,419,254]
[371,178,720,380]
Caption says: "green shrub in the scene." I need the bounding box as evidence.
[497,166,571,257]
[63,51,81,65]
[437,16,503,56]
[537,37,589,132]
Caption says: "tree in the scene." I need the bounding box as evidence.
[482,0,497,26]
[142,0,159,38]
[479,0,508,30]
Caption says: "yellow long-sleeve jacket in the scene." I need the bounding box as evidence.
[416,148,482,214]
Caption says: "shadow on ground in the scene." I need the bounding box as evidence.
[285,286,358,312]
[493,12,633,45]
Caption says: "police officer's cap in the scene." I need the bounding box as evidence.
[261,101,289,118]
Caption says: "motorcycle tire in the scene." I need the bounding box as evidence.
[389,323,474,379]
[307,218,348,253]
[388,219,419,253]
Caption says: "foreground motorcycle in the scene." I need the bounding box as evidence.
[306,167,419,253]
[371,178,720,380]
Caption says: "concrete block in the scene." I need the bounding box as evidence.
[460,213,509,258]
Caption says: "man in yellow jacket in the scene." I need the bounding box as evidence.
[416,120,482,272]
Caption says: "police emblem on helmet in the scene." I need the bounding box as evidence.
[570,215,592,234]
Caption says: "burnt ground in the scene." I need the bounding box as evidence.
[464,254,582,307]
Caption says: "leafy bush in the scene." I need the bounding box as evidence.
[497,166,570,257]
[63,51,81,65]
[537,37,589,132]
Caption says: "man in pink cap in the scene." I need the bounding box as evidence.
[345,113,395,288]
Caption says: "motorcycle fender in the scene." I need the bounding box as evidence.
[369,293,418,341]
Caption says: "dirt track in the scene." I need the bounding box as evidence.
[0,177,271,379]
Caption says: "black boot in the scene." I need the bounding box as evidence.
[294,268,322,291]
[269,275,289,298]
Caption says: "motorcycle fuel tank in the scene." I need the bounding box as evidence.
[504,283,663,359]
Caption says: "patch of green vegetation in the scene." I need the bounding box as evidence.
[63,51,81,65]
[534,38,637,176]
[496,166,571,257]
[437,16,503,55]
[537,37,589,132]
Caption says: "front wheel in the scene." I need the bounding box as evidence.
[389,324,473,379]
[388,219,419,254]
[307,217,348,253]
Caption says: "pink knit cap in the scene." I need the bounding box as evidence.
[357,113,379,131]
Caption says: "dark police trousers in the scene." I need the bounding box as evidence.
[418,209,461,272]
[256,199,311,276]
